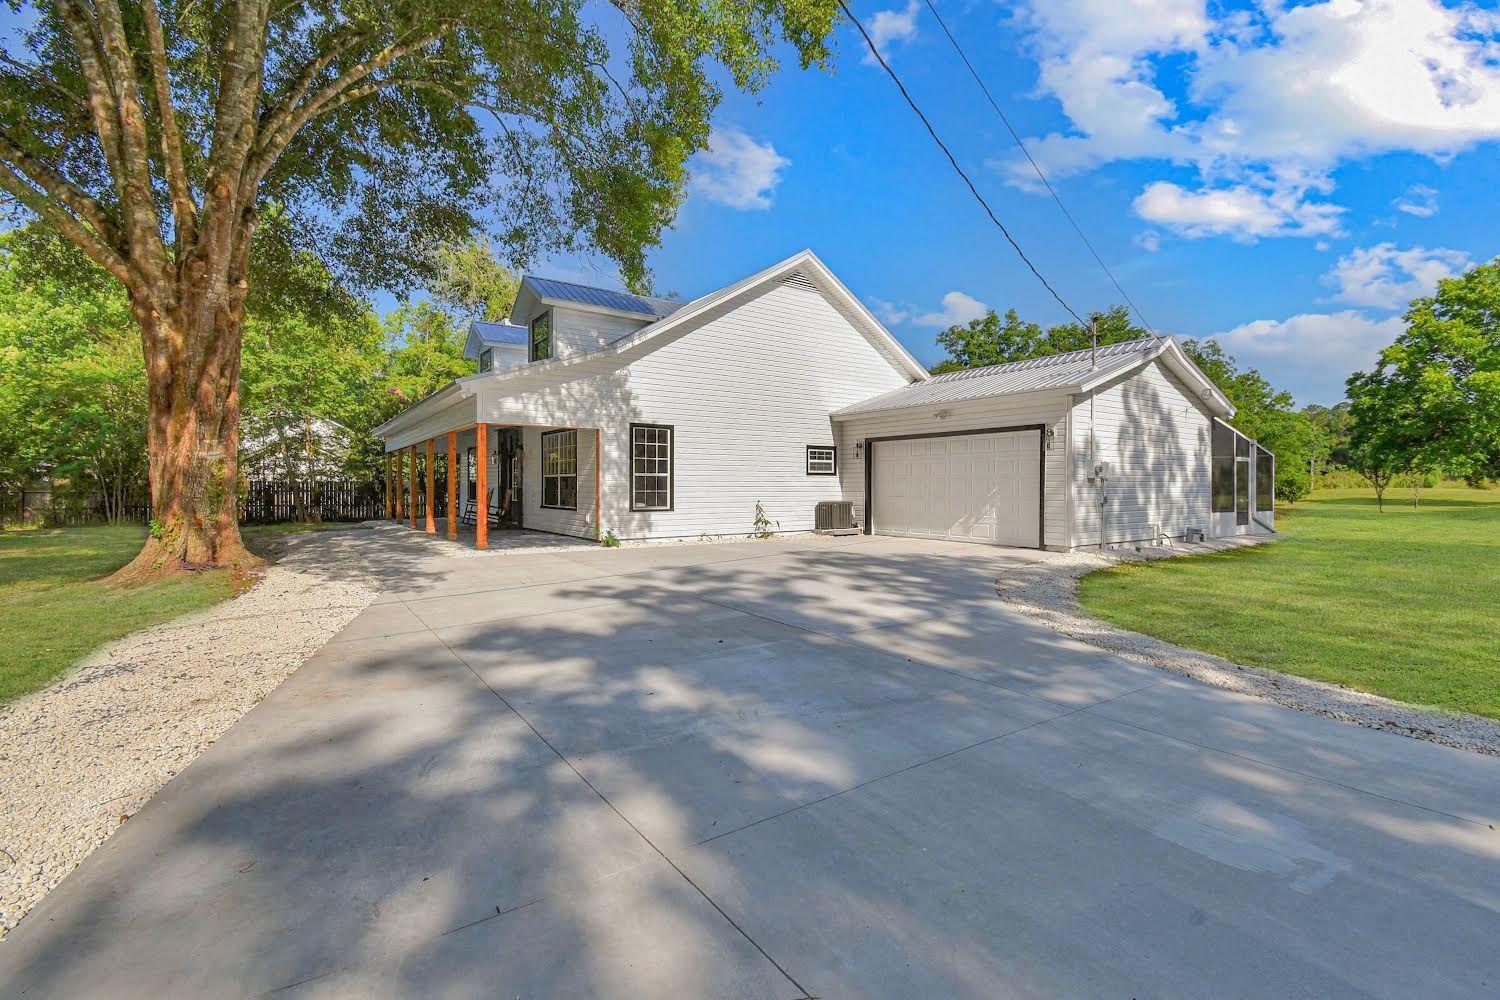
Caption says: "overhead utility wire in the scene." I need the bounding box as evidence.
[920,0,1157,338]
[835,0,1086,327]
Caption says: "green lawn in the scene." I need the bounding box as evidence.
[1077,488,1500,719]
[0,525,239,703]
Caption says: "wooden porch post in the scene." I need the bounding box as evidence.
[385,453,393,519]
[447,431,458,540]
[425,439,436,533]
[475,422,489,550]
[394,449,404,521]
[408,446,418,529]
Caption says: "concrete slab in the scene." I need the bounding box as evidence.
[678,709,1500,999]
[6,534,1498,998]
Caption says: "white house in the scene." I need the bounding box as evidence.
[374,250,1274,550]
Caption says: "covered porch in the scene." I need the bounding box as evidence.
[381,420,601,551]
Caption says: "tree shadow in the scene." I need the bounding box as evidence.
[6,538,1499,997]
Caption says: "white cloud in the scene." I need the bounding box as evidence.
[1133,181,1344,241]
[914,290,990,327]
[1324,242,1472,309]
[1003,0,1500,239]
[871,298,911,325]
[691,128,791,210]
[1392,183,1440,217]
[1209,311,1407,402]
[864,1,920,64]
[1135,230,1163,253]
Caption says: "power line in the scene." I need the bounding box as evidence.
[835,0,1085,327]
[920,0,1157,337]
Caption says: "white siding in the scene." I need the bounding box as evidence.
[1070,358,1212,547]
[474,279,912,539]
[835,392,1070,548]
[549,306,649,359]
[524,425,599,538]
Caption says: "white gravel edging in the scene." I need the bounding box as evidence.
[0,563,378,938]
[996,537,1500,758]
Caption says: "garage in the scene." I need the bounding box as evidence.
[870,429,1041,547]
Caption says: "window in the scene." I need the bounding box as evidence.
[529,310,552,362]
[466,446,477,502]
[478,348,493,373]
[541,429,578,510]
[1211,421,1235,513]
[806,445,837,475]
[1256,447,1274,511]
[630,423,673,511]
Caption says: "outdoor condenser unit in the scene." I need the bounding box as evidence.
[815,500,858,534]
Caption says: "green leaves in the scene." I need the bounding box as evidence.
[1347,258,1500,486]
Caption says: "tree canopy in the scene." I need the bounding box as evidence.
[931,305,1145,374]
[1346,258,1500,488]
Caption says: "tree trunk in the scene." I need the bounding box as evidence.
[111,297,260,582]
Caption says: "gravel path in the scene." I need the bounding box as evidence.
[996,537,1500,757]
[0,559,378,938]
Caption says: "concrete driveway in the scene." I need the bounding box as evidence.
[5,532,1498,998]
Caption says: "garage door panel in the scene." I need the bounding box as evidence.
[872,430,1040,547]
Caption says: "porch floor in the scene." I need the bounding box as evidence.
[369,517,597,556]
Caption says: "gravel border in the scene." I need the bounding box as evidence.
[994,536,1500,757]
[0,561,378,938]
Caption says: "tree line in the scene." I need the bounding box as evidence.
[0,226,511,524]
[927,260,1500,506]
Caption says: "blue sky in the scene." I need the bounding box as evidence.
[569,0,1500,406]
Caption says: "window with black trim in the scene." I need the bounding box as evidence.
[529,311,552,362]
[630,424,673,511]
[1211,421,1235,513]
[541,429,578,510]
[478,348,493,373]
[806,445,836,475]
[466,446,477,502]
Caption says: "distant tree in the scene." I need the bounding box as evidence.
[1348,440,1398,512]
[1346,259,1499,489]
[0,0,842,576]
[429,240,519,323]
[931,304,1146,373]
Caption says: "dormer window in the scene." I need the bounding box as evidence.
[478,348,493,373]
[529,310,552,362]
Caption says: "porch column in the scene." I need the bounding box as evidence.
[394,450,404,521]
[475,422,489,551]
[425,439,436,533]
[446,431,458,540]
[408,446,418,529]
[385,453,393,519]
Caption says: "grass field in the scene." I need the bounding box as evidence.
[1078,488,1500,719]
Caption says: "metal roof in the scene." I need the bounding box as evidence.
[524,276,685,319]
[470,320,528,345]
[834,337,1165,417]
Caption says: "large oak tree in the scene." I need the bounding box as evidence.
[0,0,838,576]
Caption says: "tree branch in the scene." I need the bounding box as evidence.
[141,0,197,251]
[0,158,131,286]
[0,129,124,248]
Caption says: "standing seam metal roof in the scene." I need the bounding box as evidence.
[470,320,528,345]
[834,337,1163,416]
[524,276,685,319]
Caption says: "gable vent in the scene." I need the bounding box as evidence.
[781,270,818,292]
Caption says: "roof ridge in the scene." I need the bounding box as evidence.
[928,336,1157,382]
[524,274,678,304]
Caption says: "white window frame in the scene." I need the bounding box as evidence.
[630,423,673,511]
[540,428,578,510]
[806,445,837,476]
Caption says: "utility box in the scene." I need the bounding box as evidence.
[815,500,858,534]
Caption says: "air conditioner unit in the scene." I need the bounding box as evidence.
[815,500,857,534]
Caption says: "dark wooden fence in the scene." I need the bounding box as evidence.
[240,479,395,524]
